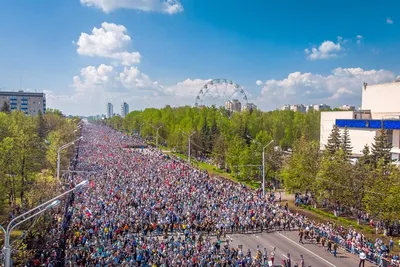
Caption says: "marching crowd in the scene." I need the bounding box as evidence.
[24,124,399,266]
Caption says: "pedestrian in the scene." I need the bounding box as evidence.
[359,250,366,267]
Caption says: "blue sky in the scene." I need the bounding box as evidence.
[0,0,399,116]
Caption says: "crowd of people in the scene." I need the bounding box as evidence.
[22,123,399,266]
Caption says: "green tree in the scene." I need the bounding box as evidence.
[325,125,341,154]
[226,136,245,176]
[317,149,355,209]
[280,137,320,195]
[1,101,10,113]
[340,127,352,159]
[363,159,400,234]
[371,130,392,165]
[37,110,48,140]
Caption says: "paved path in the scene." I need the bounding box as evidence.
[226,230,376,267]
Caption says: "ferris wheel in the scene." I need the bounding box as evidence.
[194,79,248,109]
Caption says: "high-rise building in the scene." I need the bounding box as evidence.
[106,103,113,119]
[225,99,241,112]
[281,105,290,111]
[314,103,330,111]
[0,90,46,115]
[290,104,306,113]
[338,104,355,111]
[121,102,129,118]
[242,103,257,112]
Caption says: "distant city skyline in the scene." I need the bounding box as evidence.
[0,1,399,116]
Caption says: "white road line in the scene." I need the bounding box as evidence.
[282,254,289,259]
[277,233,336,267]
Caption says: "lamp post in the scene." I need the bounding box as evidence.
[139,122,144,138]
[57,137,83,180]
[261,140,274,198]
[247,135,274,198]
[0,180,88,267]
[182,131,196,164]
[150,124,162,148]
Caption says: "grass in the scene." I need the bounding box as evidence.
[164,151,260,189]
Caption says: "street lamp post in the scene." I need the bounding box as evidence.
[182,131,196,164]
[261,140,274,198]
[150,124,162,148]
[57,137,83,180]
[247,135,274,198]
[0,180,88,267]
[139,123,144,138]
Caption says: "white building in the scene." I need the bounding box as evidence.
[106,102,113,119]
[338,105,356,111]
[225,99,241,112]
[242,103,257,112]
[121,102,129,118]
[290,104,306,113]
[314,103,331,111]
[281,105,290,111]
[320,81,400,160]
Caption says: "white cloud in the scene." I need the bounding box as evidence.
[256,80,263,86]
[80,0,183,14]
[119,66,163,91]
[356,35,363,45]
[305,40,342,60]
[76,22,141,65]
[386,17,394,24]
[72,64,162,95]
[257,67,396,109]
[73,64,117,93]
[163,78,211,98]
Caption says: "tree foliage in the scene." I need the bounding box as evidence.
[280,137,320,195]
[371,129,392,165]
[325,125,341,155]
[104,106,320,181]
[0,110,80,211]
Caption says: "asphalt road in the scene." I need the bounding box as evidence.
[225,230,376,267]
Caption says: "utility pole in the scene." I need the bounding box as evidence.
[150,124,162,148]
[182,131,196,164]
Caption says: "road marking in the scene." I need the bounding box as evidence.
[277,233,336,267]
[282,254,289,259]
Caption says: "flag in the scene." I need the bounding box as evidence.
[85,207,92,217]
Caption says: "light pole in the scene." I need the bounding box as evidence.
[182,131,196,164]
[0,180,88,267]
[262,140,274,198]
[150,124,162,148]
[139,122,144,138]
[247,135,274,198]
[57,137,83,180]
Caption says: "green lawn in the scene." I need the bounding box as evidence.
[164,151,260,189]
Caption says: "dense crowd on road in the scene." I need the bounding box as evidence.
[23,124,399,266]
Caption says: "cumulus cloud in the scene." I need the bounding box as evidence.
[80,0,183,14]
[305,40,342,60]
[257,67,396,109]
[72,64,163,95]
[356,35,363,45]
[386,17,394,24]
[256,80,263,86]
[76,22,141,65]
[73,64,117,93]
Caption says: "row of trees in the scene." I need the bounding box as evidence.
[104,106,320,181]
[282,125,400,227]
[104,105,400,228]
[0,108,81,213]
